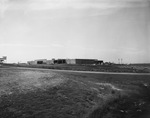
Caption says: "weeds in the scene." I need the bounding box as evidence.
[0,67,150,118]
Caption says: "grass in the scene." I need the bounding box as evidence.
[3,63,150,73]
[0,66,150,118]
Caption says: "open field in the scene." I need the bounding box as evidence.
[2,63,150,73]
[0,66,150,118]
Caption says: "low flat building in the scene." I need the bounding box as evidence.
[46,60,54,65]
[66,59,76,64]
[66,59,103,65]
[27,58,103,65]
[54,59,66,64]
[28,59,47,65]
[35,59,47,64]
[27,61,37,65]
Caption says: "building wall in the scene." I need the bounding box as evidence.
[35,59,47,64]
[27,59,103,65]
[46,60,54,64]
[27,61,37,65]
[75,59,98,65]
[66,59,76,64]
[2,56,7,60]
[57,59,66,64]
[66,59,102,65]
[97,60,104,65]
[28,59,47,65]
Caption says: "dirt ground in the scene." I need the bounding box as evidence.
[0,67,150,118]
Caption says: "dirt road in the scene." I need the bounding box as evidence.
[3,66,150,75]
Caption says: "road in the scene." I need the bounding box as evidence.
[2,66,150,75]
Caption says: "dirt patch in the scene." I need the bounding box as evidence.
[0,69,67,95]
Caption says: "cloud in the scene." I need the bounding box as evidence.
[0,43,66,48]
[0,43,49,48]
[27,0,149,11]
[51,43,64,48]
[0,0,9,17]
[0,0,28,18]
[0,0,149,18]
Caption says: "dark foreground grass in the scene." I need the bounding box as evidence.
[58,72,150,118]
[88,91,150,118]
[0,80,100,118]
[0,67,150,118]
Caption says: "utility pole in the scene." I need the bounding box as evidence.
[121,58,122,64]
[118,59,120,64]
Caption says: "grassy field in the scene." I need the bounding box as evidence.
[2,63,150,73]
[0,66,150,118]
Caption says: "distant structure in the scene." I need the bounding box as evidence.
[66,59,103,65]
[118,58,123,64]
[27,58,103,65]
[28,59,47,65]
[0,56,7,63]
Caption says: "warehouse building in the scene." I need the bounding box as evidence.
[54,59,66,64]
[35,59,47,64]
[46,60,54,65]
[66,59,103,65]
[27,61,36,65]
[46,59,66,64]
[28,59,47,65]
[66,59,76,64]
[27,58,103,65]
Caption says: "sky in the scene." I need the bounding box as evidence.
[0,0,150,63]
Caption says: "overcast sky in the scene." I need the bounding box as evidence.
[0,0,150,63]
